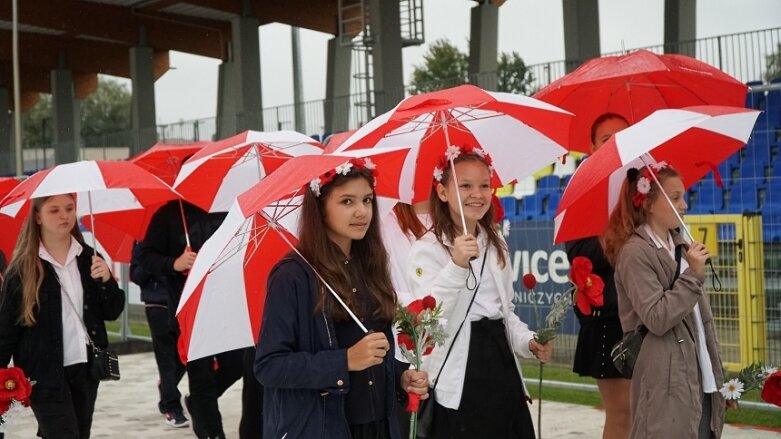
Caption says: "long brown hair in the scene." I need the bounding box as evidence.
[392,203,428,239]
[602,167,681,266]
[4,194,85,326]
[429,154,507,268]
[297,167,396,323]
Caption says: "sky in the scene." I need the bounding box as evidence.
[136,0,781,125]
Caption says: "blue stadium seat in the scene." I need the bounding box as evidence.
[546,192,562,219]
[745,80,765,110]
[726,181,761,213]
[537,175,561,194]
[738,160,768,185]
[762,181,781,214]
[519,193,545,221]
[689,182,723,214]
[767,77,781,129]
[701,155,738,188]
[742,141,772,164]
[500,197,519,220]
[762,213,781,242]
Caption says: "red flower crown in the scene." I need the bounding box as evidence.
[309,157,377,197]
[631,161,671,208]
[432,144,495,185]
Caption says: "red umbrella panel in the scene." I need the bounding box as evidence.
[130,142,208,185]
[0,177,21,260]
[0,161,180,260]
[334,84,572,203]
[533,49,748,154]
[553,106,760,244]
[176,148,411,362]
[173,130,324,213]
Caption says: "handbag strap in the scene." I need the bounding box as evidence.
[48,264,99,350]
[430,248,488,392]
[638,244,683,335]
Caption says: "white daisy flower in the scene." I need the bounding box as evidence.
[719,378,745,400]
[652,160,669,171]
[761,365,778,382]
[335,162,353,175]
[363,158,376,170]
[636,176,651,194]
[309,178,322,197]
[488,165,496,176]
[502,219,511,237]
[472,147,486,158]
[433,167,444,182]
[445,145,462,161]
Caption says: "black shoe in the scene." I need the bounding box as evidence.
[164,410,190,428]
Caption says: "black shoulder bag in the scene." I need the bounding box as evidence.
[53,266,121,381]
[610,244,682,379]
[417,250,488,438]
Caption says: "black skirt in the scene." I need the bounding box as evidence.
[431,318,536,439]
[572,315,625,379]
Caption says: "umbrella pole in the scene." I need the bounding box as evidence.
[259,211,369,333]
[639,155,695,244]
[87,191,96,255]
[440,117,469,236]
[178,199,192,249]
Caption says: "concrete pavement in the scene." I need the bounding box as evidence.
[2,352,778,438]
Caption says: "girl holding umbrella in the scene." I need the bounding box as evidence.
[603,164,732,438]
[0,194,125,438]
[408,146,552,438]
[255,160,429,438]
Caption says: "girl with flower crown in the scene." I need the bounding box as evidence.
[255,160,429,439]
[408,146,551,438]
[602,164,732,438]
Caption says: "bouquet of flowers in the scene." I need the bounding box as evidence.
[395,295,447,439]
[0,367,33,433]
[719,362,780,407]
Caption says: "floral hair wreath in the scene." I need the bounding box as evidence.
[432,144,496,184]
[308,157,377,197]
[631,161,670,207]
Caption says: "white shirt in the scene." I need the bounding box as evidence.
[39,239,88,366]
[380,210,431,306]
[408,227,534,410]
[644,225,717,393]
[467,232,502,321]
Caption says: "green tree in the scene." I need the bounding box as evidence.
[80,78,131,146]
[22,94,52,148]
[766,43,781,82]
[497,51,535,95]
[410,39,469,94]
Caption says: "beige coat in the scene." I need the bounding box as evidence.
[614,227,726,438]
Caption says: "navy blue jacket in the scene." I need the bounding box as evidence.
[0,244,125,402]
[255,254,404,439]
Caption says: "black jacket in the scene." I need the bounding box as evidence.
[0,243,125,402]
[130,241,168,305]
[255,253,405,439]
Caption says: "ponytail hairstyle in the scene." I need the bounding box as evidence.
[4,194,85,326]
[392,203,428,240]
[429,151,507,268]
[602,165,681,266]
[298,164,396,323]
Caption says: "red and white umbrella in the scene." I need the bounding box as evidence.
[0,161,180,257]
[533,49,748,154]
[553,106,760,243]
[334,84,572,204]
[130,142,208,185]
[173,130,324,212]
[175,148,411,362]
[0,177,22,259]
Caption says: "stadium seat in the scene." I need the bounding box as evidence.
[762,181,781,214]
[537,175,561,194]
[552,154,577,178]
[546,192,562,219]
[726,181,761,213]
[689,182,724,214]
[518,193,545,220]
[766,77,781,129]
[745,80,765,110]
[512,175,536,199]
[737,160,768,185]
[500,197,519,220]
[762,213,781,242]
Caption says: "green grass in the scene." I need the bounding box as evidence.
[105,321,151,339]
[521,363,781,429]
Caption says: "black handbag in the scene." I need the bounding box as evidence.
[610,244,682,379]
[88,343,121,381]
[416,251,487,438]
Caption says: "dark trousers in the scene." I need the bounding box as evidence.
[31,363,99,439]
[431,318,535,439]
[239,346,263,439]
[187,348,245,438]
[145,304,186,413]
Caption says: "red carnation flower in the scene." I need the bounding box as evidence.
[0,367,32,407]
[407,299,424,316]
[397,333,414,352]
[522,273,537,290]
[422,295,436,310]
[761,371,781,407]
